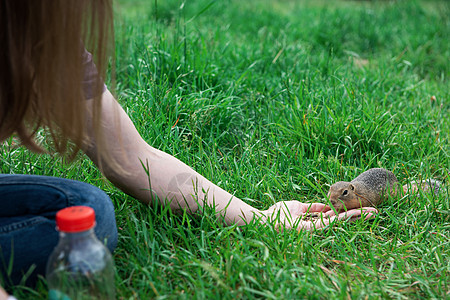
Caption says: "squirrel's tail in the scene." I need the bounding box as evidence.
[402,179,443,195]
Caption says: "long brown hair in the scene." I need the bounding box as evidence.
[0,0,113,155]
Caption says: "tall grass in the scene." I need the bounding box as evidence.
[2,0,449,298]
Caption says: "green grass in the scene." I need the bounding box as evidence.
[2,0,450,298]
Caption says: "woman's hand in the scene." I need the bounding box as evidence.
[259,201,378,231]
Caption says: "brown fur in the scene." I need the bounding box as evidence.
[327,168,400,211]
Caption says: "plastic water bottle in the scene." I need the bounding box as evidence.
[45,206,115,300]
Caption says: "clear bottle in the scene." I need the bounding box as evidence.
[45,206,115,300]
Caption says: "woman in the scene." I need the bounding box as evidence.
[0,0,376,293]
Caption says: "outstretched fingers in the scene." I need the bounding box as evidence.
[262,201,378,232]
[297,206,379,231]
[337,207,378,221]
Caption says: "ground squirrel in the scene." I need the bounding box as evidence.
[327,168,441,211]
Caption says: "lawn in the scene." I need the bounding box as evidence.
[2,0,449,298]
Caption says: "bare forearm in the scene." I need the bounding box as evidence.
[84,90,259,225]
[120,146,258,225]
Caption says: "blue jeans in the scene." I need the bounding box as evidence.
[0,175,118,287]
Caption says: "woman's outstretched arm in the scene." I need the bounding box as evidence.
[83,89,259,225]
[83,89,378,228]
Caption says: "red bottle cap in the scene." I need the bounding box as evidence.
[56,206,96,233]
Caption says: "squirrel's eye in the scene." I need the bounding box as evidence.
[342,190,348,196]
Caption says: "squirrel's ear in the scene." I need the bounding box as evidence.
[350,184,355,191]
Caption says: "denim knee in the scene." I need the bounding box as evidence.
[65,180,118,252]
[86,187,118,252]
[0,175,118,286]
